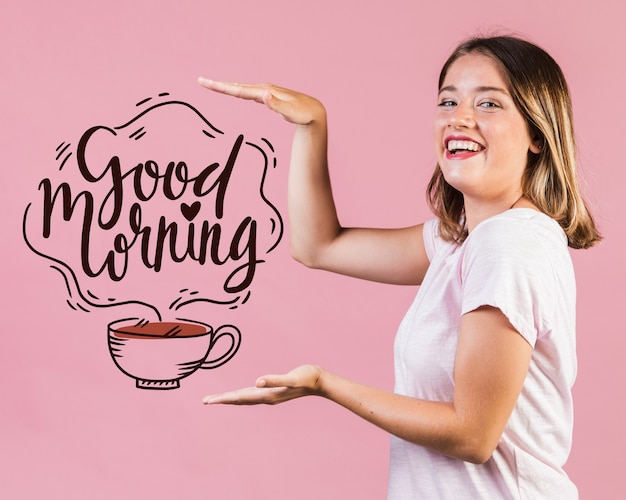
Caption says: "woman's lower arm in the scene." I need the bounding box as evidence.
[316,368,495,464]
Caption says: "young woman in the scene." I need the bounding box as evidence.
[199,36,601,499]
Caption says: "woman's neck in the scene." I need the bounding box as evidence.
[464,194,537,233]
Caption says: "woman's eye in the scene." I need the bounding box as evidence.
[479,101,500,109]
[438,100,456,107]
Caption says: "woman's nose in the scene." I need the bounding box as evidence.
[449,103,475,128]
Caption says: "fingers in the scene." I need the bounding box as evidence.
[198,77,271,104]
[202,386,287,405]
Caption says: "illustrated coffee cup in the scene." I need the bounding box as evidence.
[107,317,241,389]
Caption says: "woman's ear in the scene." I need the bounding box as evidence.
[529,136,543,154]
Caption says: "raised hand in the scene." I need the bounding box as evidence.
[197,78,326,126]
[202,364,323,406]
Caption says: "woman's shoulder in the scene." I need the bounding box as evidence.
[462,209,573,282]
[469,209,567,250]
[427,209,569,264]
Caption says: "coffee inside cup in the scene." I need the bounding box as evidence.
[112,321,208,339]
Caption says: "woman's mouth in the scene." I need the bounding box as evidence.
[445,139,484,159]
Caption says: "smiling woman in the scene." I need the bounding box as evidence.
[198,35,601,500]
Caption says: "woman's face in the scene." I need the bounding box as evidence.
[434,52,539,206]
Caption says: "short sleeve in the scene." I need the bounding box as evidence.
[460,215,558,347]
[422,219,442,262]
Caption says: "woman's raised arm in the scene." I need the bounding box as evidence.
[198,79,429,285]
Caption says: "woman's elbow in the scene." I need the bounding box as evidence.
[290,243,321,269]
[289,240,327,269]
[454,435,498,464]
[461,447,495,465]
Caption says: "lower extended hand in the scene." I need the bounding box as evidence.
[202,364,323,406]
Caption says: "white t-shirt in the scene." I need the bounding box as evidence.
[389,209,578,499]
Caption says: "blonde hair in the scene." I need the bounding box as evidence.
[427,35,601,249]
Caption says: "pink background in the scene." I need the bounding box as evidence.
[2,1,624,498]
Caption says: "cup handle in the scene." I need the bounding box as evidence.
[200,324,241,369]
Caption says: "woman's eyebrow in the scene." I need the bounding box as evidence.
[438,85,510,95]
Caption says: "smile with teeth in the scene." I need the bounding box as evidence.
[447,139,483,154]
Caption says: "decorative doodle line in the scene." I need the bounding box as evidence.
[23,203,163,321]
[119,98,224,139]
